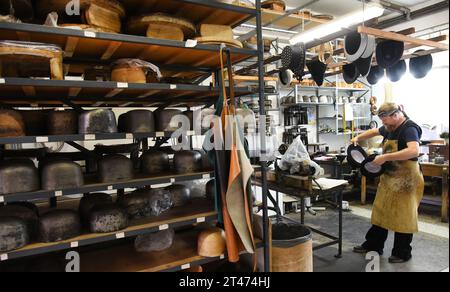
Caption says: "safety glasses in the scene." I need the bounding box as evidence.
[378,109,399,119]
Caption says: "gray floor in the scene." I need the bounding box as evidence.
[285,206,449,272]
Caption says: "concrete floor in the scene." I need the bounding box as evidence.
[285,202,449,272]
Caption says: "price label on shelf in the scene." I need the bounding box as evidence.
[36,137,49,143]
[84,134,96,141]
[0,78,6,84]
[220,254,225,260]
[116,233,125,239]
[107,186,114,191]
[169,84,177,90]
[196,217,206,223]
[70,242,79,248]
[117,82,128,88]
[126,133,133,140]
[181,264,191,270]
[0,196,4,203]
[159,224,169,231]
[84,31,97,38]
[170,178,176,183]
[185,39,198,48]
[55,191,63,197]
[156,132,165,137]
[0,254,8,261]
[187,130,195,136]
[202,174,211,179]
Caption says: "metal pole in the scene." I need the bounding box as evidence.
[256,0,270,273]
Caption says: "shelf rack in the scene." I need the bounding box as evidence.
[0,0,272,272]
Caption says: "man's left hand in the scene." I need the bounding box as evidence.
[373,155,388,166]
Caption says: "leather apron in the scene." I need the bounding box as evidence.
[371,140,424,234]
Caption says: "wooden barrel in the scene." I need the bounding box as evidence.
[272,223,313,272]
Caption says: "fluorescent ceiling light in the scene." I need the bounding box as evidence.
[290,3,385,45]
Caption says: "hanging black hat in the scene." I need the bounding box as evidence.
[281,43,306,80]
[343,63,360,84]
[409,50,433,79]
[376,40,405,69]
[354,55,374,78]
[361,154,385,178]
[345,32,376,63]
[306,60,327,87]
[279,69,294,86]
[347,144,368,168]
[366,65,384,85]
[386,60,407,82]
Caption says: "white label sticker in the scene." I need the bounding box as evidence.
[196,217,206,223]
[0,78,5,84]
[36,137,49,143]
[55,191,63,197]
[181,263,191,270]
[84,31,96,38]
[187,130,195,136]
[156,132,165,137]
[126,133,133,139]
[107,186,114,191]
[170,178,176,183]
[0,254,8,261]
[116,233,125,239]
[84,134,95,141]
[159,224,169,231]
[220,254,225,260]
[202,174,211,179]
[170,84,177,90]
[185,39,198,48]
[0,196,4,203]
[70,242,79,248]
[117,82,128,88]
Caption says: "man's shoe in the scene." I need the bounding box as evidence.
[353,246,384,255]
[389,256,410,264]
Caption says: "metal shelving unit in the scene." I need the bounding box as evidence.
[0,0,271,272]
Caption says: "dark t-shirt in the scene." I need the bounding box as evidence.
[379,119,422,161]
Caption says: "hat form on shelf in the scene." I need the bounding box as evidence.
[386,59,407,82]
[409,50,433,79]
[196,24,243,48]
[376,40,405,69]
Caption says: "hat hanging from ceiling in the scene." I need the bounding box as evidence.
[281,44,306,80]
[344,32,376,63]
[279,69,294,86]
[409,50,433,79]
[366,65,384,85]
[347,144,368,168]
[361,154,385,178]
[376,40,405,69]
[354,54,374,78]
[343,63,360,84]
[386,59,407,82]
[306,59,327,87]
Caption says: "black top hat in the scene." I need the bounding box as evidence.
[366,65,384,85]
[347,144,368,168]
[409,50,433,79]
[354,55,373,78]
[343,63,360,84]
[345,32,376,63]
[386,59,407,82]
[376,40,405,69]
[361,154,385,178]
[306,60,327,87]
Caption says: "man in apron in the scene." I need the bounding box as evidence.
[351,103,424,263]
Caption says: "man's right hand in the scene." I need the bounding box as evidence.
[351,137,359,146]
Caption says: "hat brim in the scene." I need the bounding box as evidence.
[376,40,405,69]
[343,63,360,84]
[306,60,327,87]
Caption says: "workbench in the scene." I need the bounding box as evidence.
[253,175,348,258]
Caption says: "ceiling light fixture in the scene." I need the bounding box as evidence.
[290,2,385,45]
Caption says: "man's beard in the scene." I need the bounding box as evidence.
[385,125,396,132]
